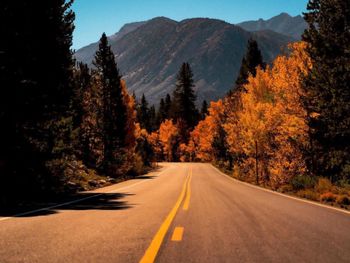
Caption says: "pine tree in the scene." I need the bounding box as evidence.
[302,0,350,181]
[132,91,137,101]
[172,62,199,137]
[157,98,167,125]
[76,66,104,169]
[200,100,209,120]
[73,63,90,129]
[72,63,90,161]
[165,94,172,117]
[235,38,265,90]
[149,105,157,132]
[93,33,127,176]
[137,94,150,132]
[0,1,76,202]
[136,134,154,167]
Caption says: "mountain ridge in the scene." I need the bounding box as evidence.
[237,12,307,39]
[75,14,299,104]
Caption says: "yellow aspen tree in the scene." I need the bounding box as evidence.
[224,42,311,187]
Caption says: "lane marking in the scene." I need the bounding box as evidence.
[139,171,190,263]
[171,227,184,241]
[183,167,192,211]
[211,164,350,216]
[0,167,172,222]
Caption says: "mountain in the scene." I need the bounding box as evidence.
[75,16,295,104]
[74,21,146,65]
[237,13,307,40]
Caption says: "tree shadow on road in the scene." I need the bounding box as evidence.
[0,192,133,218]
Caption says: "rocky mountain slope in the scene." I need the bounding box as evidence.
[75,15,296,104]
[237,12,307,40]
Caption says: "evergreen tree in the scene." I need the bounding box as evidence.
[76,66,104,169]
[149,105,157,132]
[132,91,137,101]
[302,0,350,181]
[93,33,127,176]
[235,38,265,90]
[172,62,199,137]
[136,134,154,167]
[73,63,90,129]
[157,98,167,125]
[0,1,76,202]
[165,93,172,118]
[200,100,209,120]
[137,94,150,132]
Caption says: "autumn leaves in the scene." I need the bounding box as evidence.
[166,43,312,188]
[141,40,314,191]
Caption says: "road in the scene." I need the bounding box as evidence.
[1,163,350,263]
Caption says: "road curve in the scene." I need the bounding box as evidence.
[0,163,350,263]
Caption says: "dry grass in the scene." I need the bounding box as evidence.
[316,178,333,193]
[296,189,319,201]
[320,192,337,202]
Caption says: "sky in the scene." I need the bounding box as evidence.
[71,0,309,50]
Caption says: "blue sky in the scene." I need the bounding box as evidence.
[72,0,309,50]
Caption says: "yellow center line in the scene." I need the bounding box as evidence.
[171,227,184,241]
[139,169,191,263]
[183,167,192,211]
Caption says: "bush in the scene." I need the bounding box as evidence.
[296,189,319,201]
[320,192,336,202]
[291,175,316,190]
[337,187,350,195]
[316,178,333,193]
[232,165,240,179]
[336,179,350,190]
[279,184,294,193]
[128,154,147,176]
[336,195,350,206]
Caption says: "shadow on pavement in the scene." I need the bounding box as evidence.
[0,166,163,219]
[134,175,156,180]
[0,192,133,218]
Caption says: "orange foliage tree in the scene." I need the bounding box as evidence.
[149,119,180,162]
[121,80,137,150]
[117,80,139,172]
[223,42,311,187]
[186,100,225,161]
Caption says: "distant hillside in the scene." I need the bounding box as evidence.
[237,12,307,40]
[74,21,146,65]
[75,16,295,104]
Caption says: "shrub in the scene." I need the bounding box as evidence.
[320,192,336,202]
[279,184,294,193]
[316,178,333,193]
[128,154,146,176]
[232,165,240,179]
[336,195,350,206]
[336,179,350,190]
[296,189,319,201]
[337,187,350,195]
[291,175,316,190]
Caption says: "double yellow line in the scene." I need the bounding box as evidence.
[183,167,192,211]
[139,166,192,263]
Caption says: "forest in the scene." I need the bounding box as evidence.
[0,0,349,207]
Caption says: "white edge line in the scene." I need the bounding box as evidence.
[211,164,350,216]
[0,167,170,222]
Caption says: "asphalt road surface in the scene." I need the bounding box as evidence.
[1,163,350,263]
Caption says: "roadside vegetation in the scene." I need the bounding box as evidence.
[143,0,350,209]
[179,1,350,208]
[1,0,349,209]
[0,2,154,205]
